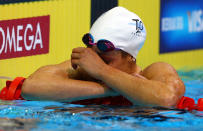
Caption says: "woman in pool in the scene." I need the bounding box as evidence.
[21,7,185,107]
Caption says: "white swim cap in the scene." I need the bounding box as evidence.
[90,6,147,58]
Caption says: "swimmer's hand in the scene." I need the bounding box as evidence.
[71,47,107,80]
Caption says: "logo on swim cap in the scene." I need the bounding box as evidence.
[128,19,144,37]
[131,19,144,31]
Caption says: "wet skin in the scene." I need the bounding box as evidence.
[21,46,185,107]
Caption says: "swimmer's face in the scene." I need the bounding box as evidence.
[91,45,130,71]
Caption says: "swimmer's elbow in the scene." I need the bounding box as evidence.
[21,79,38,100]
[21,79,31,100]
[160,83,185,107]
[159,92,179,108]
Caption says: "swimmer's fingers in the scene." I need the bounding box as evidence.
[72,47,86,53]
[71,59,80,66]
[71,53,81,59]
[71,59,80,64]
[71,47,86,70]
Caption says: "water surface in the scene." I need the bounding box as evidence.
[0,70,202,131]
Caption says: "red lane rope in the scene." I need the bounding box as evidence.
[0,77,25,100]
[177,96,203,111]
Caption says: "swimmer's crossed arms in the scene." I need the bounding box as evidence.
[21,7,185,107]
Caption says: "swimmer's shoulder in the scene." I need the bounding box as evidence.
[140,62,178,79]
[141,62,185,97]
[132,62,178,80]
[25,61,71,80]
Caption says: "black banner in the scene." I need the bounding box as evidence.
[0,0,46,5]
[91,0,118,26]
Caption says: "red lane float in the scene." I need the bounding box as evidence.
[177,96,203,111]
[0,77,25,100]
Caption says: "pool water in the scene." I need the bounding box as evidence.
[0,70,203,131]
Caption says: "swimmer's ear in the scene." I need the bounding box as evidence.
[129,55,136,63]
[126,55,134,62]
[132,57,136,62]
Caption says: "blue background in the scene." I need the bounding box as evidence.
[160,0,203,53]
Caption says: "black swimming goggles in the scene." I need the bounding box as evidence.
[82,33,119,52]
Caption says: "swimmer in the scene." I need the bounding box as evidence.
[21,7,185,107]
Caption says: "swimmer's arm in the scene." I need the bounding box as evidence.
[99,62,185,107]
[21,61,117,101]
[22,76,115,101]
